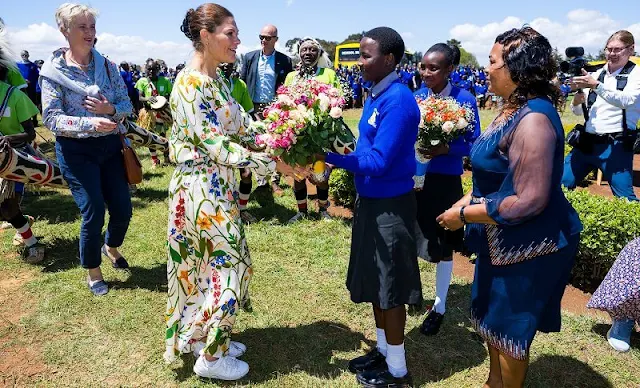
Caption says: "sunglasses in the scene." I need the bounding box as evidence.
[259,35,276,42]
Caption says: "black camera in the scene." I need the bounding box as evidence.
[560,47,588,76]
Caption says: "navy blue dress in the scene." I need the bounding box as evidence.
[465,98,582,360]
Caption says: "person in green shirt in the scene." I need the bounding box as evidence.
[0,71,45,263]
[5,67,28,90]
[0,17,28,91]
[284,37,338,223]
[219,62,257,223]
[220,62,254,114]
[135,59,173,167]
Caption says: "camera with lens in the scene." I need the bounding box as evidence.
[560,47,588,77]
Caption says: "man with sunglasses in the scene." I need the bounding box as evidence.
[563,30,640,201]
[240,24,293,194]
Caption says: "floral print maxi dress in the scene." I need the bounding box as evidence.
[164,68,275,362]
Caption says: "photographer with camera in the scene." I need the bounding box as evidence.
[562,30,640,201]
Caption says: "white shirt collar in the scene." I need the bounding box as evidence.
[371,72,399,99]
[434,82,453,97]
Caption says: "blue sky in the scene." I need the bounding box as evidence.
[4,1,640,66]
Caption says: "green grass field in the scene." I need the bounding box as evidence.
[0,107,637,387]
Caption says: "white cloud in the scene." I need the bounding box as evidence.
[449,9,635,66]
[628,23,640,44]
[287,0,295,6]
[401,32,414,40]
[6,22,255,67]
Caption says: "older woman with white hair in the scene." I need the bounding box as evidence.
[284,37,339,223]
[41,3,133,296]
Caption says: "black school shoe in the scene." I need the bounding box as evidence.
[348,348,386,374]
[357,367,413,387]
[419,309,444,336]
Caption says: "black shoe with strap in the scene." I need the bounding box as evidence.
[357,367,413,387]
[419,309,444,336]
[348,348,386,374]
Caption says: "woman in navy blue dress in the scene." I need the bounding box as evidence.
[436,27,582,387]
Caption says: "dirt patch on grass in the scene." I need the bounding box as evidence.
[0,266,51,385]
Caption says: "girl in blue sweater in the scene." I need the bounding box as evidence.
[413,44,481,337]
[318,27,420,387]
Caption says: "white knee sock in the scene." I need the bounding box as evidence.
[433,260,453,314]
[385,343,407,378]
[376,328,388,356]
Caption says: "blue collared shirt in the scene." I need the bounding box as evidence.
[370,71,399,99]
[326,71,420,198]
[255,52,276,103]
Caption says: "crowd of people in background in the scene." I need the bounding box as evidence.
[12,47,502,129]
[335,61,498,111]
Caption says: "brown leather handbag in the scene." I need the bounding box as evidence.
[120,134,143,184]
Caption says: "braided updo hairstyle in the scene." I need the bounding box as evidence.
[180,3,233,51]
[495,27,560,107]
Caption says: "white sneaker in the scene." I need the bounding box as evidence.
[193,341,246,358]
[287,211,308,224]
[607,327,631,352]
[193,355,249,380]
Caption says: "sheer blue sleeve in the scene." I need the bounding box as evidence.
[485,112,557,225]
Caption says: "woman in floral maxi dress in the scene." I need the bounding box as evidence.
[163,4,297,381]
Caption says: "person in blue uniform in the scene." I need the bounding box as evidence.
[413,43,481,336]
[318,27,421,387]
[436,27,582,387]
[351,77,363,108]
[475,79,489,109]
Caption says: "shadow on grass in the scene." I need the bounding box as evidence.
[248,187,354,225]
[249,187,298,224]
[22,189,81,224]
[131,187,168,203]
[143,171,165,180]
[405,283,488,385]
[591,323,640,349]
[528,355,613,388]
[23,187,159,225]
[40,235,80,272]
[109,264,168,292]
[171,320,373,384]
[40,234,168,279]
